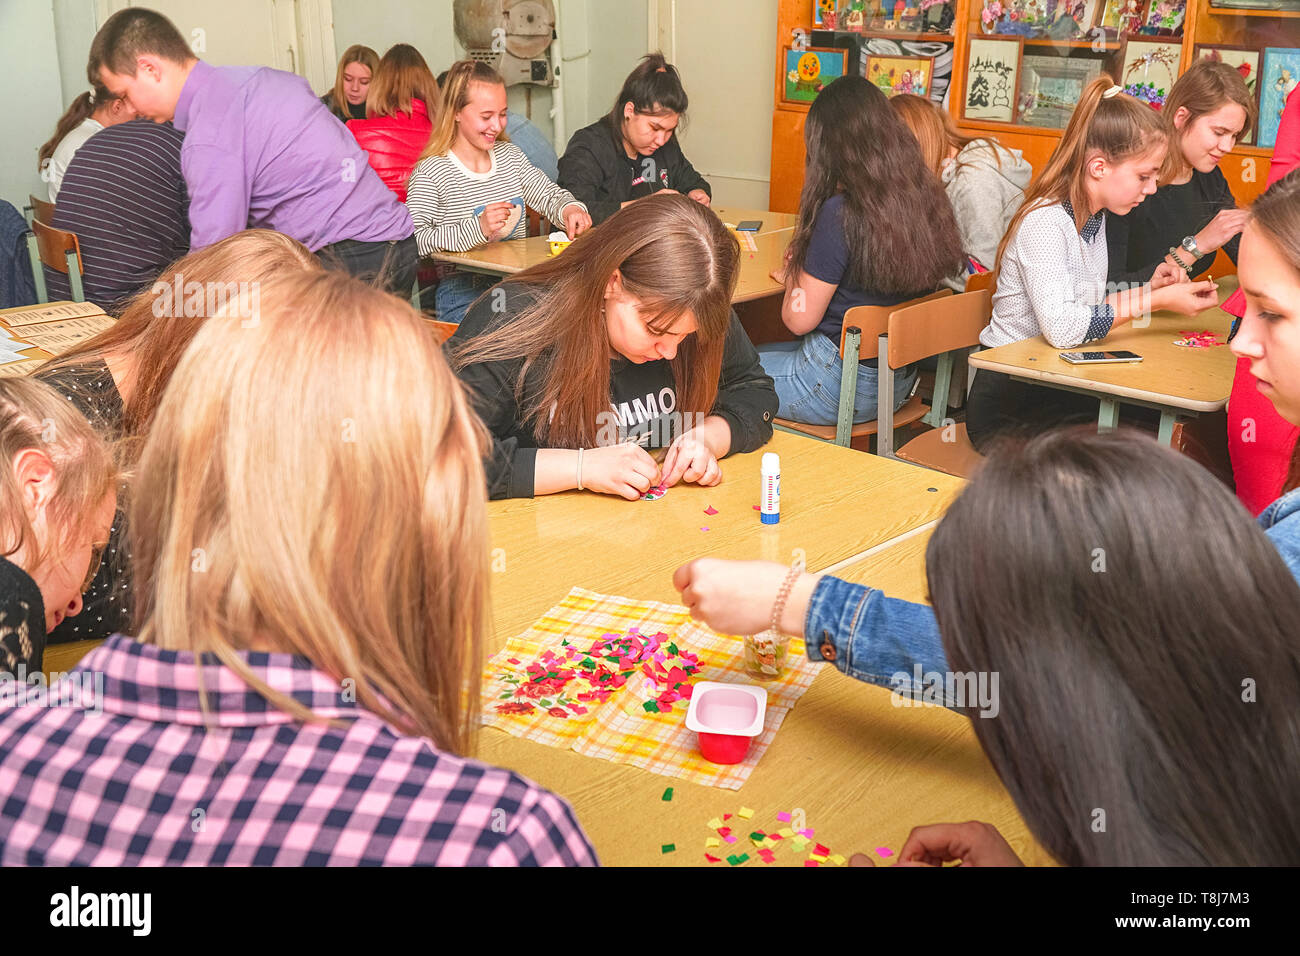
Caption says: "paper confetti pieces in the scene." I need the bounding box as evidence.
[642,483,669,501]
[776,811,791,822]
[738,807,754,819]
[704,506,718,515]
[701,807,850,867]
[1173,330,1225,348]
[705,853,722,863]
[662,787,674,801]
[706,837,720,848]
[875,847,894,858]
[662,844,675,854]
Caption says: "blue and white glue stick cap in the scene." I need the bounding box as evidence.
[760,452,780,524]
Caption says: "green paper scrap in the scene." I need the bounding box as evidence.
[661,844,675,854]
[667,643,678,656]
[643,700,660,713]
[662,787,674,802]
[750,831,765,841]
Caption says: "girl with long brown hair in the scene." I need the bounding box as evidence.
[320,43,379,122]
[32,230,320,645]
[889,93,1031,288]
[1108,59,1257,285]
[758,76,964,427]
[38,85,136,202]
[407,60,590,325]
[0,378,118,676]
[346,44,441,202]
[0,270,597,866]
[451,192,777,500]
[968,76,1219,451]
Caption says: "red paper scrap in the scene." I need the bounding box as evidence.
[704,506,718,515]
[705,853,722,863]
[804,860,820,867]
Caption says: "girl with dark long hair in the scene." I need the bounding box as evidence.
[758,76,965,427]
[450,193,777,500]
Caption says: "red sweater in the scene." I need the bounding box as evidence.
[347,99,432,203]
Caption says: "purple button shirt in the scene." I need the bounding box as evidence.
[173,61,413,251]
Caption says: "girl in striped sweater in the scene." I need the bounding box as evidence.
[406,61,591,325]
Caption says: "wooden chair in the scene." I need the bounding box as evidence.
[426,320,458,344]
[772,289,951,449]
[964,270,994,294]
[26,219,85,303]
[28,194,55,227]
[875,288,992,477]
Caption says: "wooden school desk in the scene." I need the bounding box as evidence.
[967,277,1239,446]
[479,433,1053,865]
[0,300,114,377]
[427,208,793,305]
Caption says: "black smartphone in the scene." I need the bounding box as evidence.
[1059,350,1143,364]
[736,220,763,232]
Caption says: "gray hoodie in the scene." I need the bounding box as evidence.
[940,139,1033,291]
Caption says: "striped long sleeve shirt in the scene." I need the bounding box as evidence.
[405,142,585,256]
[47,120,190,313]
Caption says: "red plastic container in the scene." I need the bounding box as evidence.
[697,730,753,764]
[685,682,768,766]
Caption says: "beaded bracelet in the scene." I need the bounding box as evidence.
[769,557,807,636]
[576,448,584,491]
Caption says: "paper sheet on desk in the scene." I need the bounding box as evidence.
[8,314,115,353]
[480,586,819,790]
[1,301,106,327]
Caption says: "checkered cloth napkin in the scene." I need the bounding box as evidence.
[480,587,819,789]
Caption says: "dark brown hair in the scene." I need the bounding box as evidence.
[926,428,1300,866]
[788,76,964,296]
[39,87,115,167]
[88,7,194,79]
[606,52,689,126]
[451,193,738,448]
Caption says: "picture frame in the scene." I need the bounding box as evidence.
[1017,51,1109,128]
[1260,46,1300,148]
[1119,38,1182,109]
[814,0,837,28]
[1047,0,1103,37]
[781,46,849,107]
[964,36,1023,123]
[1141,0,1186,34]
[866,54,936,98]
[1099,0,1148,35]
[1195,44,1261,144]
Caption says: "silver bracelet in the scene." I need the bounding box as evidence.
[576,447,584,491]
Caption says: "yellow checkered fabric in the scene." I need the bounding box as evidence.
[481,587,818,789]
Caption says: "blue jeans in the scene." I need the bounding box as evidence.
[757,332,917,426]
[434,271,498,325]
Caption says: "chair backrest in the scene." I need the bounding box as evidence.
[28,194,55,227]
[839,288,952,361]
[886,288,992,369]
[964,270,994,294]
[31,219,84,276]
[427,319,458,344]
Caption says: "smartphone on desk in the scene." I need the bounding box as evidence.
[736,220,763,232]
[1060,350,1143,365]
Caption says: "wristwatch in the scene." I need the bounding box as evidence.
[1180,235,1203,260]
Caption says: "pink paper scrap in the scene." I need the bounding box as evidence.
[875,847,894,858]
[776,811,791,822]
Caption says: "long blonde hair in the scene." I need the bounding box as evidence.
[420,60,510,160]
[365,43,441,121]
[995,76,1165,276]
[0,377,118,576]
[37,230,320,454]
[329,44,379,116]
[451,193,739,448]
[1160,59,1257,184]
[129,270,490,754]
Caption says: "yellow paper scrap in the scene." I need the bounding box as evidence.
[738,807,754,819]
[707,818,723,830]
[829,854,846,866]
[706,837,720,848]
[778,827,794,837]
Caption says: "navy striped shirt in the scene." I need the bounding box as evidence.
[47,120,190,313]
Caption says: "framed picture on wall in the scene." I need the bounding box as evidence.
[814,0,837,28]
[866,54,936,99]
[1260,47,1300,148]
[964,36,1022,123]
[1142,0,1186,35]
[1195,44,1261,144]
[1048,0,1103,37]
[1120,38,1182,109]
[1099,0,1148,35]
[781,46,849,106]
[1018,52,1109,128]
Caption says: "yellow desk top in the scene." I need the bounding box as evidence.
[429,210,792,305]
[481,510,1055,866]
[485,431,962,639]
[968,277,1239,413]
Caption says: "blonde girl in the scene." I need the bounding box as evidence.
[321,44,379,122]
[0,378,117,675]
[0,270,597,865]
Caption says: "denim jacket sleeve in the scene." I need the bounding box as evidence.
[802,575,949,692]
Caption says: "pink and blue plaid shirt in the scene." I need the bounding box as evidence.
[0,636,598,866]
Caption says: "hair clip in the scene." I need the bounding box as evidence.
[1102,85,1123,98]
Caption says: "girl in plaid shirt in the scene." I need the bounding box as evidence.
[0,271,597,866]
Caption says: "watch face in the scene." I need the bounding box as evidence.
[1182,238,1197,253]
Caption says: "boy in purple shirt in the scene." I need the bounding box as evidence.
[88,7,418,295]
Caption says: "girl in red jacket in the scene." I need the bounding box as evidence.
[347,44,441,203]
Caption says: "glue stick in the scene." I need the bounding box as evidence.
[760,453,780,524]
